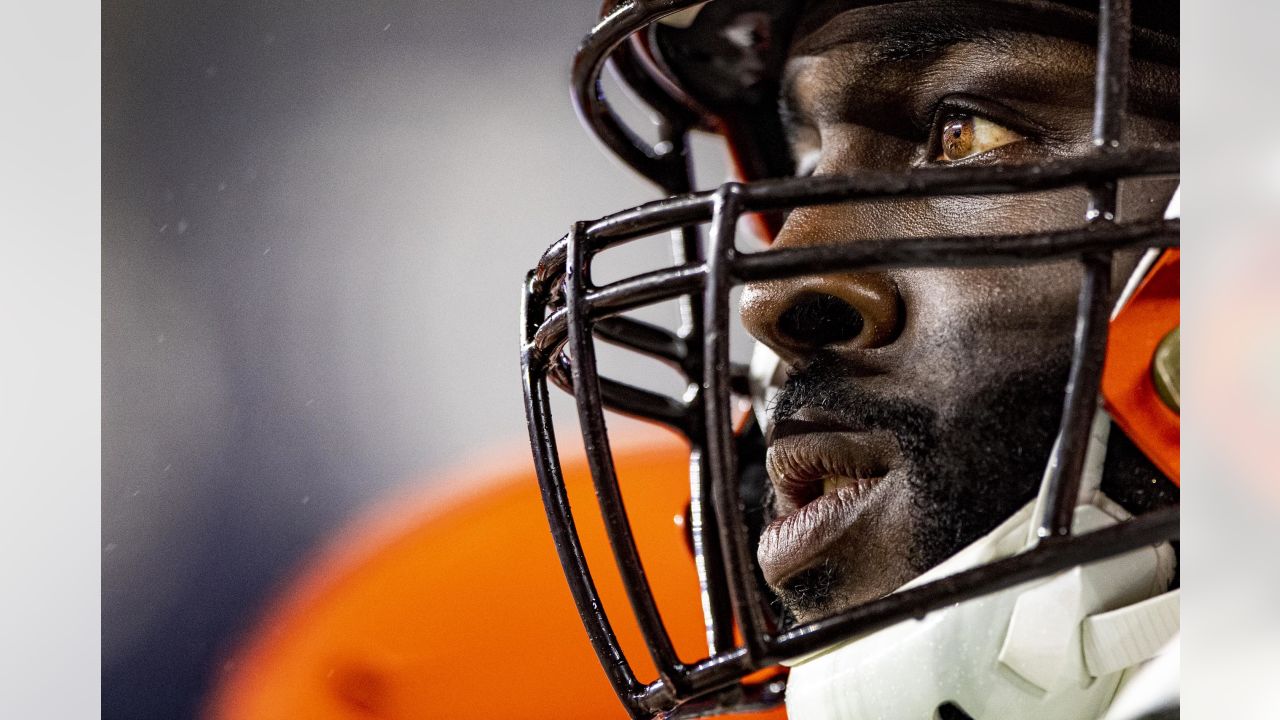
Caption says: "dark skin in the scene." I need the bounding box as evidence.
[739,0,1179,623]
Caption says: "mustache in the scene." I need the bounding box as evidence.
[770,352,936,445]
[768,349,1076,483]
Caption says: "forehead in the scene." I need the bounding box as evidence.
[781,0,1177,125]
[789,0,1101,60]
[781,3,1091,128]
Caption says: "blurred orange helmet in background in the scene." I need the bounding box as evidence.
[206,430,784,720]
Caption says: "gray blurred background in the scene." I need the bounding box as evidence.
[103,2,729,718]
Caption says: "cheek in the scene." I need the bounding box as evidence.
[892,263,1080,402]
[779,186,1091,246]
[923,188,1091,235]
[1118,176,1179,223]
[869,190,1090,401]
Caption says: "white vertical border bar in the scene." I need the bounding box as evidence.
[0,2,101,717]
[1183,0,1280,716]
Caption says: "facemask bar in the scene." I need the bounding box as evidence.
[521,0,1179,717]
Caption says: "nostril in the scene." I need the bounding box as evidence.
[775,293,864,349]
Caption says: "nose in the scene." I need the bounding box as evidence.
[740,274,902,363]
[740,211,904,364]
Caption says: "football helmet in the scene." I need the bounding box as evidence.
[519,1,1179,718]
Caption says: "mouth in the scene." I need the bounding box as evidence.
[757,410,902,587]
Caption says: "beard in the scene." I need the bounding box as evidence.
[766,350,1071,602]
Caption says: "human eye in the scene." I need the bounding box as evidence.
[933,113,1024,163]
[783,113,822,177]
[794,147,822,177]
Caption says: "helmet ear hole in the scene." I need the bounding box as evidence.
[935,702,975,720]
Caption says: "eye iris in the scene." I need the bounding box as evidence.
[940,116,975,161]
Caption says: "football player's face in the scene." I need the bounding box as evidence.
[739,0,1178,622]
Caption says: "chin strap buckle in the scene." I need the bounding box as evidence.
[1083,589,1180,678]
[998,504,1177,693]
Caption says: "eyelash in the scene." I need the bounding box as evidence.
[924,95,1039,160]
[786,95,1043,175]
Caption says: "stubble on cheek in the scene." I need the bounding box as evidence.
[763,327,1073,624]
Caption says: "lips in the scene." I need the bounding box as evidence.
[756,412,903,587]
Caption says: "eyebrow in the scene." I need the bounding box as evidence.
[778,10,1019,134]
[869,21,1007,62]
[795,14,1011,63]
[789,0,1176,67]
